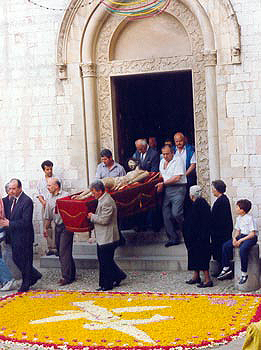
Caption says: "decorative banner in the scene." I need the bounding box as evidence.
[100,0,171,20]
[0,291,261,349]
[27,0,171,18]
[27,0,88,11]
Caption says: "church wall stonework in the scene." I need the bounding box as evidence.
[0,0,260,250]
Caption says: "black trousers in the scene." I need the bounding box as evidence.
[55,224,76,282]
[12,239,40,287]
[97,242,126,289]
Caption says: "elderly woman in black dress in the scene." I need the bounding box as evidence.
[184,185,213,288]
[211,180,233,276]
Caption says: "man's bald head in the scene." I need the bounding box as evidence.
[174,132,185,150]
[47,177,61,195]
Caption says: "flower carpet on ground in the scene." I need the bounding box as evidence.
[0,290,260,349]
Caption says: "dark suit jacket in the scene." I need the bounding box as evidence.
[132,147,160,172]
[6,192,34,246]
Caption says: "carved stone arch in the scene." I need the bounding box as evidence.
[56,0,241,71]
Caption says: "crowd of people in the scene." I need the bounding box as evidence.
[0,132,258,293]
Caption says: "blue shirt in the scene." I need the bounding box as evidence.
[95,162,126,179]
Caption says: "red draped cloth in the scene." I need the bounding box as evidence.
[56,172,161,232]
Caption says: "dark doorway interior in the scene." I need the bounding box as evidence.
[112,70,194,167]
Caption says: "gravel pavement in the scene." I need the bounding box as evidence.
[1,258,260,349]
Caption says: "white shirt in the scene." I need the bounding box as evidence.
[140,145,149,161]
[174,147,196,166]
[159,156,186,184]
[235,214,258,236]
[44,189,69,225]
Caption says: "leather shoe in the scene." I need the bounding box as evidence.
[96,286,113,291]
[165,241,179,247]
[197,281,213,288]
[113,275,127,287]
[101,286,113,291]
[186,278,201,285]
[18,284,30,293]
[30,272,42,287]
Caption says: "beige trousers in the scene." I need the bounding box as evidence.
[42,207,56,252]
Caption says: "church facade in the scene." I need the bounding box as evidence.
[0,0,260,248]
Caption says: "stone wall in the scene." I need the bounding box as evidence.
[0,0,86,250]
[0,0,260,251]
[214,1,261,226]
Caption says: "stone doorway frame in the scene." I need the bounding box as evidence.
[56,0,241,198]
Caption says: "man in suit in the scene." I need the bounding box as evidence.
[0,179,42,292]
[1,182,22,281]
[132,138,160,172]
[132,138,161,231]
[87,180,126,291]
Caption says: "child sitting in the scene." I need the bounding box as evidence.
[217,199,258,284]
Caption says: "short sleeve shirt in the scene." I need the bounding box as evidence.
[174,147,196,165]
[235,214,258,236]
[95,162,126,179]
[44,190,69,225]
[159,156,187,184]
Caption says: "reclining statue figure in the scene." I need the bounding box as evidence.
[71,165,149,200]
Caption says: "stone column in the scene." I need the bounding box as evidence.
[80,63,99,184]
[204,50,220,190]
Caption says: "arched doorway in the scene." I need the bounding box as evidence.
[89,0,212,195]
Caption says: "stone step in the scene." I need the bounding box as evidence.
[72,241,186,257]
[40,254,188,271]
[40,230,188,272]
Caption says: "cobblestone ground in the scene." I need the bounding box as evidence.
[1,259,260,349]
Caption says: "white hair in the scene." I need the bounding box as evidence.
[135,138,147,146]
[189,185,202,198]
